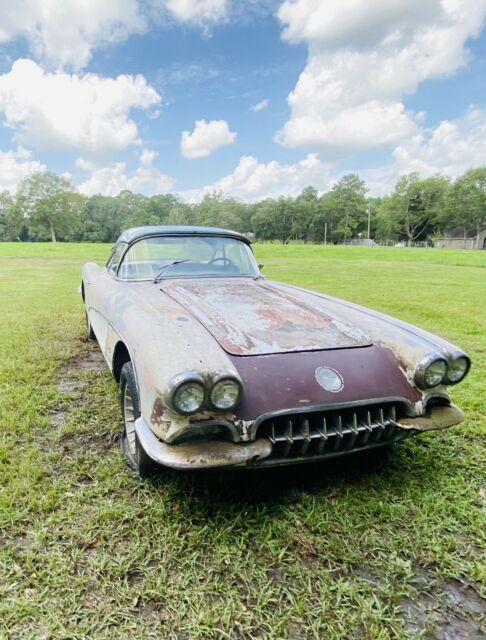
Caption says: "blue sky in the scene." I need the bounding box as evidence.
[0,0,485,200]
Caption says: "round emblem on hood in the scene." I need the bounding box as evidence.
[315,367,343,392]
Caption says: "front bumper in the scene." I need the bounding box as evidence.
[135,417,272,470]
[135,403,465,470]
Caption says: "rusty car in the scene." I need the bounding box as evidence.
[81,226,471,476]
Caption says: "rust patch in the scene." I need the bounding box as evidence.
[161,279,371,356]
[398,404,464,431]
[150,397,166,427]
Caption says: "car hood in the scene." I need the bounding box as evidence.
[160,278,372,356]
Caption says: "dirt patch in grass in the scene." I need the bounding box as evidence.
[57,347,105,395]
[401,569,486,639]
[49,345,107,429]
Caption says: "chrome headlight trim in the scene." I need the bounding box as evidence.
[208,370,243,411]
[444,354,471,385]
[414,353,448,389]
[164,371,207,416]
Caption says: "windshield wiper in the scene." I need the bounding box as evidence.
[153,259,191,283]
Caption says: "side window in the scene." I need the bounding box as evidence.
[107,243,127,275]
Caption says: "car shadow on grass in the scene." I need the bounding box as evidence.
[144,438,433,506]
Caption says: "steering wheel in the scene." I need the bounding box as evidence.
[208,256,237,267]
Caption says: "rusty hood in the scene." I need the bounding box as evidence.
[160,278,372,356]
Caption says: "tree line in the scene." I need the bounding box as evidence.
[0,167,485,244]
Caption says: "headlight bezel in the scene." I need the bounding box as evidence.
[209,376,242,411]
[173,381,206,416]
[444,355,471,385]
[415,353,448,389]
[164,371,207,416]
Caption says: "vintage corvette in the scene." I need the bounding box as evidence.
[81,226,471,476]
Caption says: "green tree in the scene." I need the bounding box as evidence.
[251,200,277,241]
[0,191,20,241]
[195,192,245,231]
[293,186,318,242]
[445,167,486,239]
[374,196,402,243]
[15,172,83,242]
[330,174,368,242]
[388,174,449,245]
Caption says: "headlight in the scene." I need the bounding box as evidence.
[415,354,447,389]
[424,359,447,387]
[446,356,470,384]
[173,381,205,415]
[210,378,241,410]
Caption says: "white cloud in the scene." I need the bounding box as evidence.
[187,153,333,201]
[277,0,486,158]
[164,0,228,25]
[0,147,46,193]
[76,149,174,197]
[392,108,486,176]
[250,99,270,112]
[0,59,161,155]
[0,0,143,70]
[180,119,236,159]
[363,107,486,195]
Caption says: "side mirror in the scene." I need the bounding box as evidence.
[258,264,264,271]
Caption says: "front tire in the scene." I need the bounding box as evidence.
[85,312,96,340]
[119,361,157,477]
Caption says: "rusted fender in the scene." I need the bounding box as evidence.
[135,417,272,469]
[398,404,464,431]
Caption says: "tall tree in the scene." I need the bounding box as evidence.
[445,167,486,239]
[389,174,449,246]
[0,191,18,241]
[293,186,318,242]
[330,174,368,242]
[15,172,83,242]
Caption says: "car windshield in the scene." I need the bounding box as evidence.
[117,235,259,280]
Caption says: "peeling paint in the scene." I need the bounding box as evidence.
[234,420,254,442]
[161,279,372,356]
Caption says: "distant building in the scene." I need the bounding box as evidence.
[434,229,486,250]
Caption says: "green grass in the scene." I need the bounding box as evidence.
[0,242,485,639]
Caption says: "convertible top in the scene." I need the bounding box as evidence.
[117,226,251,246]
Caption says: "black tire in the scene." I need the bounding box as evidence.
[86,312,96,340]
[119,361,157,478]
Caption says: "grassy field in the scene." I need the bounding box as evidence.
[0,242,485,639]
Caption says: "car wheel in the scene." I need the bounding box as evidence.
[85,312,96,340]
[119,361,157,477]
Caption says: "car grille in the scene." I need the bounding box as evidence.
[254,401,410,463]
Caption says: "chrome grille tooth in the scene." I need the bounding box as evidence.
[281,418,293,457]
[350,412,359,434]
[299,418,311,455]
[316,416,328,454]
[387,405,398,436]
[346,412,358,449]
[269,422,276,445]
[330,414,344,451]
[359,411,373,445]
